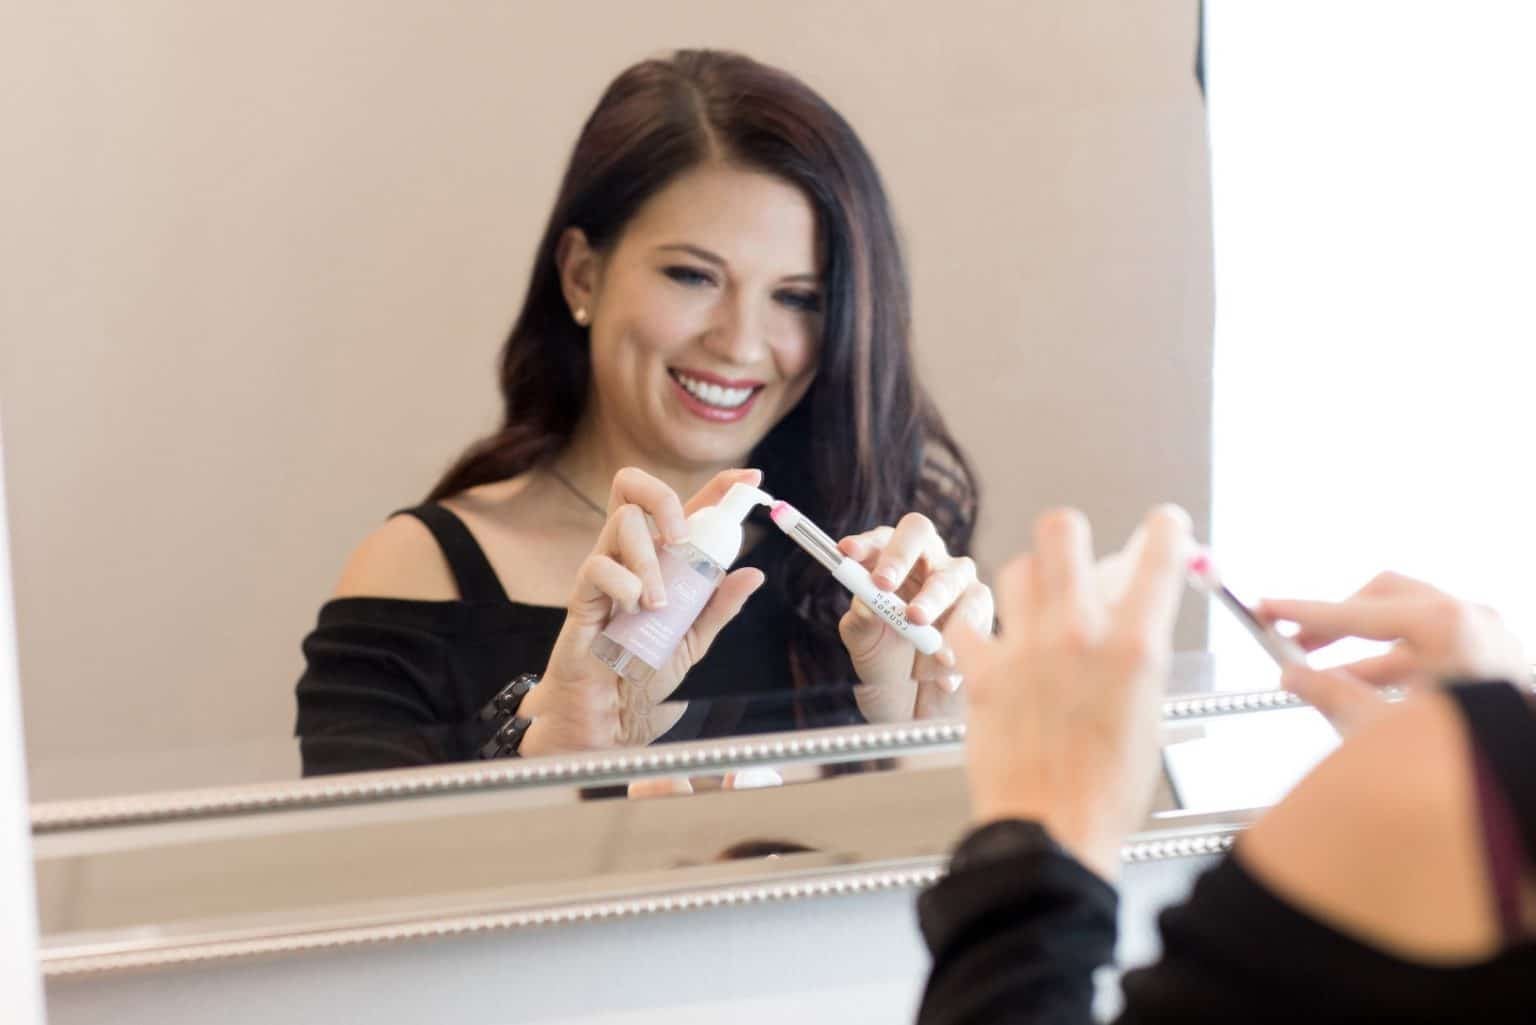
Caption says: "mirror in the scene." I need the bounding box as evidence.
[34,699,1331,979]
[3,2,1217,808]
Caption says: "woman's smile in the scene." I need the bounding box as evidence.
[666,367,767,423]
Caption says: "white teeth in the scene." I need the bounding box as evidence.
[673,372,754,409]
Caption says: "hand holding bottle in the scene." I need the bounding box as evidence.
[518,468,766,756]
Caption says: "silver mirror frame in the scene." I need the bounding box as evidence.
[40,805,1259,979]
[33,688,1304,833]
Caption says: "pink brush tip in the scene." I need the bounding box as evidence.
[1187,551,1212,575]
[769,500,790,522]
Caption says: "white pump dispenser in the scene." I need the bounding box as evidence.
[592,482,773,686]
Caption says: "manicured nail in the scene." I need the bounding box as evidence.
[873,566,897,590]
[937,646,957,668]
[942,672,964,692]
[646,587,668,609]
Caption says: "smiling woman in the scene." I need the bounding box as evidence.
[292,49,989,775]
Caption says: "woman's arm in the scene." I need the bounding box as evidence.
[1235,690,1502,962]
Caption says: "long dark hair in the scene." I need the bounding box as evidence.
[430,49,978,688]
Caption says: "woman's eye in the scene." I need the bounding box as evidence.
[776,290,823,314]
[663,266,715,287]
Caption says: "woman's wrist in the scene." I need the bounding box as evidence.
[972,803,1124,883]
[515,716,557,758]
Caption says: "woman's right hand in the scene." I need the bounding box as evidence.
[518,467,766,756]
[952,505,1192,882]
[1259,572,1529,735]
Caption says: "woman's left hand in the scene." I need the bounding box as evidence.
[837,513,994,721]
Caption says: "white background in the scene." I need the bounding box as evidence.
[1206,1,1536,688]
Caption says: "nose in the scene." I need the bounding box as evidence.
[700,294,771,367]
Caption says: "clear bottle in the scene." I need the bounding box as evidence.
[591,482,771,684]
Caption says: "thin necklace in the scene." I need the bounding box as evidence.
[547,464,608,521]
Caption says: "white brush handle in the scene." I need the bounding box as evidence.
[833,559,945,656]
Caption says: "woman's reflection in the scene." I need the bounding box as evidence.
[294,50,991,776]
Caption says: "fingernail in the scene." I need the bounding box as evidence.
[873,567,897,590]
[942,672,964,692]
[646,587,668,609]
[909,599,935,623]
[937,646,957,668]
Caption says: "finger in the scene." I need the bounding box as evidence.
[682,468,764,517]
[1288,628,1345,654]
[611,504,667,609]
[1119,504,1192,639]
[871,513,944,592]
[627,776,695,800]
[609,467,689,545]
[838,598,890,662]
[838,526,895,566]
[950,617,1007,706]
[1281,664,1388,736]
[576,554,643,615]
[1032,508,1094,623]
[679,568,766,663]
[1254,600,1348,652]
[1334,646,1420,687]
[1359,570,1431,597]
[934,581,993,685]
[1257,597,1424,645]
[992,553,1035,640]
[907,556,978,627]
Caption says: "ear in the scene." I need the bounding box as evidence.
[555,227,603,322]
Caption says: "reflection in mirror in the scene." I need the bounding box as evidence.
[6,3,1213,806]
[294,50,987,775]
[38,698,1314,978]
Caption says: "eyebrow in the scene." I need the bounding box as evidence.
[656,243,820,285]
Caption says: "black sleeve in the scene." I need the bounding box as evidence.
[916,845,1118,1025]
[293,612,491,775]
[918,839,1439,1025]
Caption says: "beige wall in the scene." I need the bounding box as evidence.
[1,0,1211,784]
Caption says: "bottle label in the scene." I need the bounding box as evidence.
[600,547,719,671]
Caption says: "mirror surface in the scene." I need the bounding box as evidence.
[35,701,1331,976]
[3,0,1216,805]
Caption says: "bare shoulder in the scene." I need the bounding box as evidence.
[1237,692,1498,961]
[332,515,458,601]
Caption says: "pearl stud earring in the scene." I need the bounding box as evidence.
[573,307,590,326]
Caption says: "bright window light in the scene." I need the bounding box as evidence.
[1205,2,1536,689]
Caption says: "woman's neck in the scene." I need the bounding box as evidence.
[555,412,734,511]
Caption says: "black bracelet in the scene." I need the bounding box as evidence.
[480,715,533,759]
[477,673,539,722]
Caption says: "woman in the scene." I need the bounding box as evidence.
[919,506,1536,1022]
[294,50,993,775]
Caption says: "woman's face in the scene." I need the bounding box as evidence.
[564,162,824,471]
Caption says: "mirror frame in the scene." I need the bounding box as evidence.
[33,687,1303,832]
